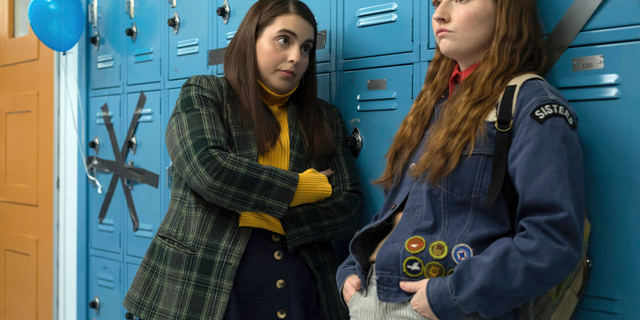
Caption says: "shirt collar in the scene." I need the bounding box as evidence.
[448,61,481,98]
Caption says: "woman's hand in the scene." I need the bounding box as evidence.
[400,279,440,320]
[342,275,361,306]
[319,168,335,178]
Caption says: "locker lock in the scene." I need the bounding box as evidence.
[89,135,100,155]
[125,22,137,43]
[89,295,100,314]
[89,31,100,51]
[167,12,180,34]
[217,0,230,25]
[128,135,137,155]
[345,128,363,158]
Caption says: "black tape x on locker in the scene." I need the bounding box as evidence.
[87,91,159,232]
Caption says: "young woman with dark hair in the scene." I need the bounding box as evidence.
[123,1,362,319]
[338,0,584,319]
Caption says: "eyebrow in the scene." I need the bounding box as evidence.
[277,28,315,45]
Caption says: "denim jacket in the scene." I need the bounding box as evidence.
[337,79,585,320]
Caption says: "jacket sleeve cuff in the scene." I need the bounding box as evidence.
[427,277,466,320]
[290,169,332,207]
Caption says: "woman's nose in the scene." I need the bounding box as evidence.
[432,2,450,24]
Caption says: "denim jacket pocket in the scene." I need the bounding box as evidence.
[438,123,496,199]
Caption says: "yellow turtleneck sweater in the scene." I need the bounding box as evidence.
[238,80,332,234]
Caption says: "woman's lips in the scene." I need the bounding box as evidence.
[278,70,295,78]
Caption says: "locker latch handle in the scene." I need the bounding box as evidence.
[89,295,100,314]
[217,0,230,25]
[89,135,100,155]
[89,31,100,51]
[128,135,137,155]
[345,128,363,158]
[168,12,180,34]
[125,22,137,43]
[124,160,135,190]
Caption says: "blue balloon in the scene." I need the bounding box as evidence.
[28,0,84,52]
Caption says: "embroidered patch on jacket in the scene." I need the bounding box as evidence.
[403,257,425,277]
[530,104,577,129]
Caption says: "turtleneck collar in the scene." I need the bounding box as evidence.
[258,79,299,108]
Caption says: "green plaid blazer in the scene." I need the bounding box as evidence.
[123,75,363,320]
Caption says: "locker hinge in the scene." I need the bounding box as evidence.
[56,177,60,189]
[88,0,98,28]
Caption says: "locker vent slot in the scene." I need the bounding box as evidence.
[554,73,619,89]
[356,3,398,17]
[560,87,621,102]
[97,272,115,289]
[137,108,154,122]
[226,31,236,44]
[96,111,114,124]
[98,218,115,233]
[134,48,154,63]
[134,223,154,239]
[177,38,200,56]
[356,91,399,111]
[555,73,621,102]
[357,14,398,28]
[97,54,114,69]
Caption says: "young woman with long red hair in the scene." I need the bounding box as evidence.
[338,0,585,319]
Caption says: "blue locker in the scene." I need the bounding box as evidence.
[88,256,122,320]
[317,73,331,103]
[124,91,163,258]
[168,0,210,80]
[89,0,123,89]
[537,0,640,36]
[546,41,640,319]
[88,95,123,254]
[340,0,417,61]
[126,0,163,85]
[216,0,258,75]
[340,65,417,223]
[302,0,332,64]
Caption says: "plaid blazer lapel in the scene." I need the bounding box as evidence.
[226,101,259,162]
[287,101,308,173]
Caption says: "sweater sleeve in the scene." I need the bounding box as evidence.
[290,169,332,207]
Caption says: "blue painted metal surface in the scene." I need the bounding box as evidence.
[124,91,163,258]
[89,0,122,89]
[126,0,163,85]
[339,65,417,224]
[88,95,123,254]
[537,0,640,36]
[546,41,640,319]
[303,0,332,64]
[168,0,210,80]
[88,256,122,320]
[216,0,257,75]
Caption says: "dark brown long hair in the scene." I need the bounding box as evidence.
[376,0,547,190]
[224,0,335,159]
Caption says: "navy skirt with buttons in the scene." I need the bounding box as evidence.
[224,229,325,320]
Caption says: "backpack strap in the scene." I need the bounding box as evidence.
[485,74,546,223]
